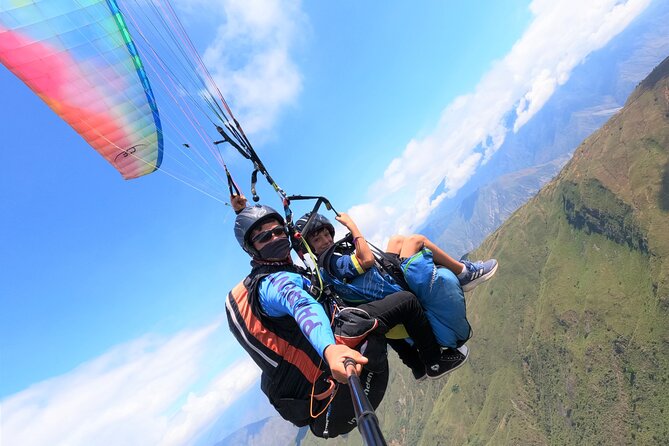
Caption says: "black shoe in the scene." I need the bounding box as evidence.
[411,366,427,382]
[425,345,469,379]
[388,339,428,381]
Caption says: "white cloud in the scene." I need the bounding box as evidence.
[161,361,260,446]
[351,0,651,242]
[196,0,307,135]
[514,68,557,131]
[1,320,261,446]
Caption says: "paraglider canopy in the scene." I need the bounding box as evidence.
[0,0,163,179]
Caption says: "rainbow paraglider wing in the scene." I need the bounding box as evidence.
[0,0,163,179]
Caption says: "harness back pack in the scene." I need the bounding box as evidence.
[225,264,329,427]
[225,263,389,438]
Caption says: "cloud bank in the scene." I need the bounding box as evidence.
[351,0,651,243]
[197,0,306,135]
[1,320,261,446]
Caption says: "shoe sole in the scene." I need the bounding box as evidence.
[427,349,469,380]
[462,262,498,292]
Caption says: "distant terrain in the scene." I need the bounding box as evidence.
[419,0,669,259]
[299,54,669,446]
[213,416,299,446]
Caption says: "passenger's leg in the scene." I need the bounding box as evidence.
[358,290,469,379]
[357,290,441,365]
[386,338,426,381]
[385,235,406,255]
[397,234,465,275]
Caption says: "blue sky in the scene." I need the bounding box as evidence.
[0,0,655,444]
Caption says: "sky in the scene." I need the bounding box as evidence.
[0,0,656,444]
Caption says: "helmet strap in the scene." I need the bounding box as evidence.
[250,257,293,266]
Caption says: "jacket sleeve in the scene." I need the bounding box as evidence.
[330,253,366,279]
[257,271,335,358]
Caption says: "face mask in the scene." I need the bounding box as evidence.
[258,237,292,260]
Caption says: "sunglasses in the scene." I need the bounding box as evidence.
[252,225,287,244]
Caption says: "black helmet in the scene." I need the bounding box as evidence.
[295,212,335,242]
[235,204,285,256]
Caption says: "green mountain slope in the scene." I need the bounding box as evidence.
[301,57,669,446]
[414,57,669,445]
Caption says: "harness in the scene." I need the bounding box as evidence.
[225,264,334,426]
[316,234,416,339]
[225,263,384,428]
[318,233,410,290]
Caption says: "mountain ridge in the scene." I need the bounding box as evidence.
[410,53,669,445]
[298,53,669,446]
[419,0,669,259]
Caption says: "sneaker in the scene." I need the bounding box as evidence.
[390,340,428,381]
[458,259,498,291]
[425,345,469,379]
[411,366,427,382]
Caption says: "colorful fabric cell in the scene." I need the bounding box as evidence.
[0,0,163,179]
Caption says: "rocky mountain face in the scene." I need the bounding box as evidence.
[419,0,669,258]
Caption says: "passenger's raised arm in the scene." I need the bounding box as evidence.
[335,213,375,270]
